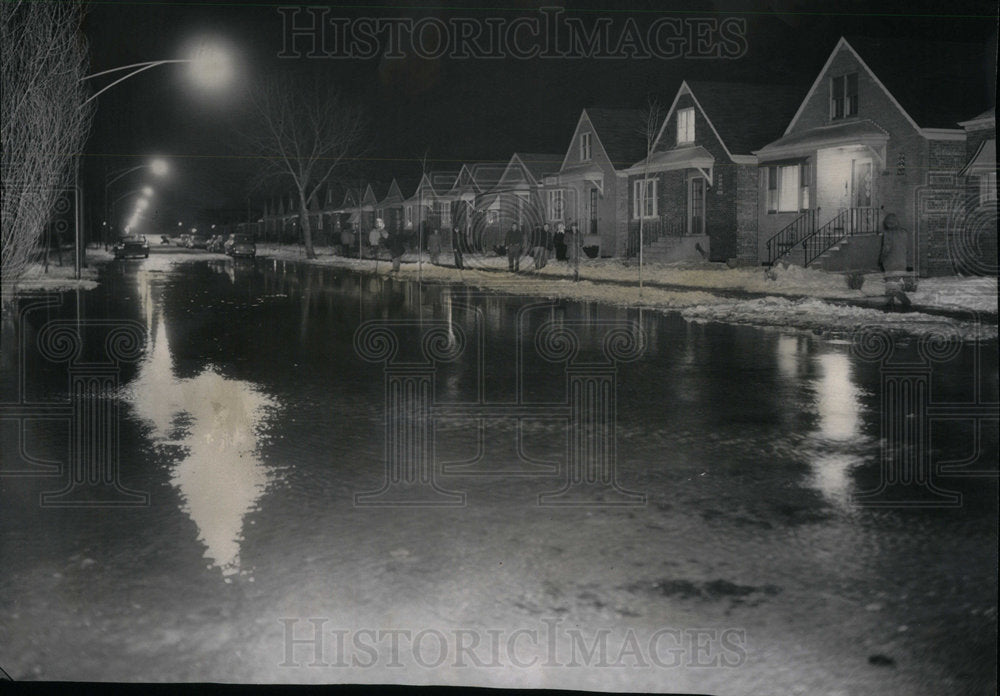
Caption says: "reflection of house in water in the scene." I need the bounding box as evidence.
[126,273,276,578]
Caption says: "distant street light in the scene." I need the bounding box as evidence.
[76,39,236,277]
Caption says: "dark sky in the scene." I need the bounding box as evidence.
[82,0,998,226]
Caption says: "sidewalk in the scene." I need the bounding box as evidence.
[257,244,997,340]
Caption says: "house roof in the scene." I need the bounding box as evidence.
[512,153,562,182]
[843,36,993,129]
[468,161,507,190]
[581,108,649,168]
[757,119,889,159]
[428,170,460,195]
[959,108,996,129]
[682,81,805,155]
[621,145,716,175]
[960,138,996,177]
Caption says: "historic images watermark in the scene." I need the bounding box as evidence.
[850,321,998,508]
[0,294,149,507]
[278,618,748,670]
[277,7,748,60]
[351,298,647,507]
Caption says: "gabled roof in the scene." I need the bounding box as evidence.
[681,81,804,156]
[844,36,992,130]
[787,36,993,134]
[377,179,404,206]
[428,170,460,195]
[394,177,422,202]
[512,152,562,182]
[959,108,996,130]
[580,108,650,168]
[651,81,802,159]
[467,161,507,191]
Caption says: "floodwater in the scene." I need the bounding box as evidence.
[1,256,996,694]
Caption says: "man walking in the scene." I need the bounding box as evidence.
[532,222,551,270]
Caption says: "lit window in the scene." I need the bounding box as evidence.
[580,132,592,160]
[766,164,809,213]
[438,201,451,226]
[677,107,695,144]
[831,73,859,119]
[548,189,565,220]
[632,179,658,218]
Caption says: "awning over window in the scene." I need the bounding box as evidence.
[620,146,715,178]
[960,138,996,177]
[756,120,889,161]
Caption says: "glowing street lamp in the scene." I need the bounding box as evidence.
[76,39,236,277]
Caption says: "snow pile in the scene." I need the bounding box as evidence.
[681,296,996,340]
[254,244,998,339]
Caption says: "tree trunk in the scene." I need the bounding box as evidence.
[298,191,316,259]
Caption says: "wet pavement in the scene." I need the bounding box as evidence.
[1,255,996,694]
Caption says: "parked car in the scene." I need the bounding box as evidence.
[178,234,191,247]
[228,233,256,259]
[207,235,225,253]
[113,235,149,259]
[186,234,209,249]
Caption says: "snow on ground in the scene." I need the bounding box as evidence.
[257,244,997,340]
[3,247,113,295]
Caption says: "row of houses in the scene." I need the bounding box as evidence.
[255,36,995,276]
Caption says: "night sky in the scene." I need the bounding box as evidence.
[81,0,998,227]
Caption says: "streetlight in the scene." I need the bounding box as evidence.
[75,39,235,278]
[82,41,234,105]
[102,158,169,245]
[110,187,154,233]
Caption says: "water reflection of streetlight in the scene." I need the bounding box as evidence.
[808,351,863,505]
[125,279,275,579]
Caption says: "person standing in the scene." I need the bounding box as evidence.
[566,221,581,281]
[427,222,441,265]
[879,213,912,309]
[451,225,465,269]
[505,222,524,272]
[553,222,567,261]
[387,223,407,273]
[532,222,551,270]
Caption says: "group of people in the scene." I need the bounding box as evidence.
[499,221,584,272]
[365,218,588,274]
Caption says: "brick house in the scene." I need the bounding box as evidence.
[755,36,992,275]
[543,108,648,257]
[956,109,997,275]
[621,81,802,264]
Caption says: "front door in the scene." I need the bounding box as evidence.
[688,177,706,236]
[852,158,873,208]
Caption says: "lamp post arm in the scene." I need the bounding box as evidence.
[81,59,189,81]
[82,60,189,107]
[105,165,148,187]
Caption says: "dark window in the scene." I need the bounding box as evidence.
[845,73,859,116]
[832,75,845,119]
[832,73,858,119]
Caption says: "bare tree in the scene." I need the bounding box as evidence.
[635,96,662,294]
[1,0,93,288]
[243,75,366,259]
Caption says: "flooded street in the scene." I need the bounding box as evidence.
[1,256,996,694]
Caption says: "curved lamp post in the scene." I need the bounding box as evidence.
[73,40,233,277]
